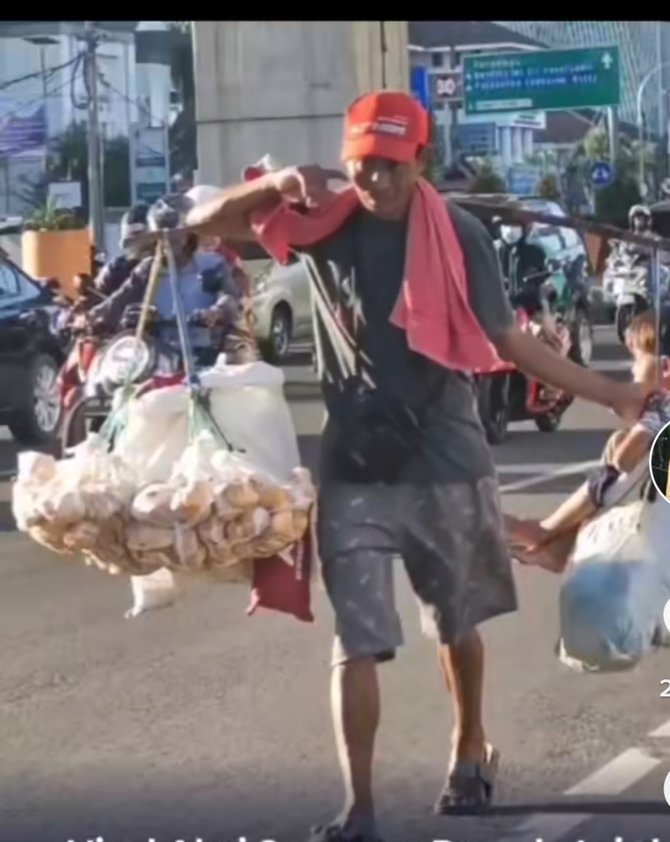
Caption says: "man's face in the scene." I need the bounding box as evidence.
[345,154,422,220]
[632,213,649,233]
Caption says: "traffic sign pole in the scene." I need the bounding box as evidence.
[590,161,614,188]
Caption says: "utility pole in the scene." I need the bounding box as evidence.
[606,107,619,166]
[84,21,105,253]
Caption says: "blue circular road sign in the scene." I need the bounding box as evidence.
[590,160,614,188]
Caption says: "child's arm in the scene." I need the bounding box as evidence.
[610,425,653,473]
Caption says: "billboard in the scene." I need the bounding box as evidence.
[130,123,170,204]
[0,100,47,157]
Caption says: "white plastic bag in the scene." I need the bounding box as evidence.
[126,568,189,618]
[115,359,299,482]
[558,476,670,672]
[116,359,311,617]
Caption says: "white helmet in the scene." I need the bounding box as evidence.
[629,204,651,222]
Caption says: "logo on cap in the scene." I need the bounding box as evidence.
[351,116,409,138]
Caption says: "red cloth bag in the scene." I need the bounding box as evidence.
[247,518,315,623]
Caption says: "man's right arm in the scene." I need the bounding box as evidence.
[185,173,283,241]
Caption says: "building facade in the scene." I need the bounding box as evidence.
[0,21,173,218]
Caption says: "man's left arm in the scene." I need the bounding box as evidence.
[453,207,649,423]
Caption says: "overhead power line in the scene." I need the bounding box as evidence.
[0,55,80,94]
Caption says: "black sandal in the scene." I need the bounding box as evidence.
[434,743,500,815]
[306,823,383,842]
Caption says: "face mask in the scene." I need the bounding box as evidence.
[500,226,522,245]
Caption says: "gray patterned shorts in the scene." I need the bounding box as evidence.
[317,477,518,666]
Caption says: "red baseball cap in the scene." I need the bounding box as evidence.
[341,90,430,164]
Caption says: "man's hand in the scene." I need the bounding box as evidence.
[270,165,348,208]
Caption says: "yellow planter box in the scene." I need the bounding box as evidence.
[21,228,91,299]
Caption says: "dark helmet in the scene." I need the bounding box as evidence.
[147,193,195,231]
[119,202,150,248]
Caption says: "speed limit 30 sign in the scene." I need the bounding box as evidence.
[430,69,463,104]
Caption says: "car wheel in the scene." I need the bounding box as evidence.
[260,305,292,364]
[569,308,594,366]
[476,373,510,445]
[8,354,62,447]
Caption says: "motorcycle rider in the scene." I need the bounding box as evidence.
[496,221,547,298]
[92,202,154,297]
[83,194,254,366]
[629,203,652,236]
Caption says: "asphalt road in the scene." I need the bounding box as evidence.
[1,327,669,842]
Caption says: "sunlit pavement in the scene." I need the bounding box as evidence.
[1,326,669,842]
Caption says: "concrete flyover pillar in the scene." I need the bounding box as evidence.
[193,21,409,187]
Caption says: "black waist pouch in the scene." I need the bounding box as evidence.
[329,377,428,484]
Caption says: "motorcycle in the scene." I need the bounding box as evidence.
[476,263,575,444]
[604,244,670,343]
[59,306,213,451]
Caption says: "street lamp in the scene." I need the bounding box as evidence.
[636,60,670,195]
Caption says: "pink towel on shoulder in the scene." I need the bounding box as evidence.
[252,178,501,373]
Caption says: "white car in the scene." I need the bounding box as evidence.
[249,255,312,363]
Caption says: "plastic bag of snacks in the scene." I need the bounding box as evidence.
[14,358,318,622]
[123,430,315,575]
[12,436,141,574]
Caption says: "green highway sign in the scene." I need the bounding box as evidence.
[463,46,620,115]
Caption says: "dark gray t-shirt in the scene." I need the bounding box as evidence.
[294,201,514,484]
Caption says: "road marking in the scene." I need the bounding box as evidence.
[649,718,670,739]
[500,744,667,842]
[565,747,662,796]
[499,461,598,476]
[499,460,600,494]
[504,813,591,842]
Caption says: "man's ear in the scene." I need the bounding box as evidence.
[416,146,430,175]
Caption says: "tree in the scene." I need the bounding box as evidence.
[16,122,131,214]
[569,125,648,226]
[469,159,506,193]
[537,173,561,200]
[103,135,131,208]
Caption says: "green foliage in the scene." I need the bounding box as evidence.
[537,173,560,200]
[22,196,86,232]
[594,178,642,227]
[17,122,131,215]
[569,125,649,224]
[103,135,131,208]
[469,159,507,194]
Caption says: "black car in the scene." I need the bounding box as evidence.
[0,252,67,446]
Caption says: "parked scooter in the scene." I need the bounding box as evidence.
[476,264,575,444]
